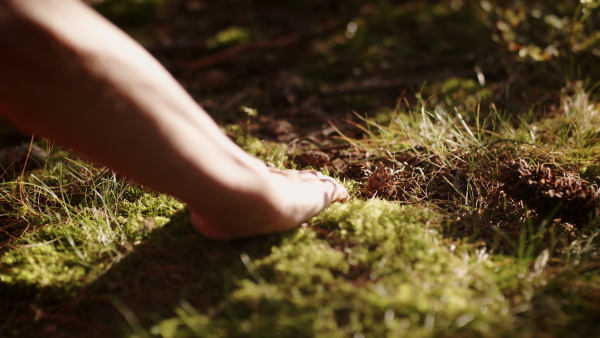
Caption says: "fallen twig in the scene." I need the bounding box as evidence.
[184,18,345,71]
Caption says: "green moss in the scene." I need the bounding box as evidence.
[148,200,512,337]
[206,27,252,50]
[1,244,87,299]
[0,165,184,304]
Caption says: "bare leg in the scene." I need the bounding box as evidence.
[0,0,348,240]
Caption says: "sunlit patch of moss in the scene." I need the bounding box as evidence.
[1,244,88,301]
[206,26,252,51]
[0,162,184,305]
[149,200,512,337]
[119,191,183,219]
[0,205,177,304]
[223,123,289,167]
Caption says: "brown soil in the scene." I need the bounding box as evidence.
[498,159,600,227]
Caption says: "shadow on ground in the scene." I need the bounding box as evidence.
[9,212,285,337]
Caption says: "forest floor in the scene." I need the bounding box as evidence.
[2,0,600,337]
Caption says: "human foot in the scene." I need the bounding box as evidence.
[191,168,349,240]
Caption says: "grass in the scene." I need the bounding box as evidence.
[2,0,600,336]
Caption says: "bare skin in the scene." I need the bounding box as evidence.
[0,0,348,240]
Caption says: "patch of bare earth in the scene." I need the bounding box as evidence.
[498,158,600,227]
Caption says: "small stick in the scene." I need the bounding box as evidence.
[184,18,345,71]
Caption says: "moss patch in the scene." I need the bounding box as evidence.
[147,200,512,337]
